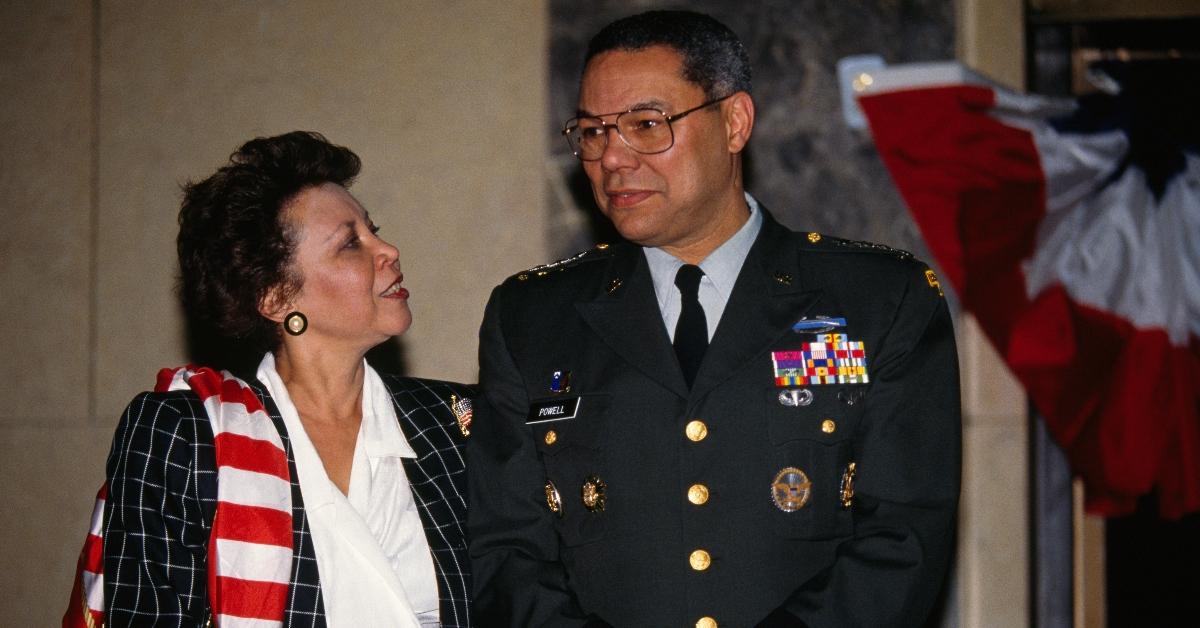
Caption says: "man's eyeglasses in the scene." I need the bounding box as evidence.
[562,94,733,161]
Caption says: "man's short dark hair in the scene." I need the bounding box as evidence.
[177,131,361,353]
[585,10,752,98]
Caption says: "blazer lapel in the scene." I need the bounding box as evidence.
[389,391,465,526]
[385,381,470,625]
[691,212,825,398]
[575,246,690,398]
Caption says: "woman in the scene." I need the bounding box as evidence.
[70,131,472,627]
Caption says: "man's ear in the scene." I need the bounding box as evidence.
[724,91,755,154]
[258,287,290,324]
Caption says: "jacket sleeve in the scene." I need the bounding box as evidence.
[760,266,962,628]
[103,392,215,627]
[467,288,610,628]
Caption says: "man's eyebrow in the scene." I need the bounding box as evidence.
[576,99,671,118]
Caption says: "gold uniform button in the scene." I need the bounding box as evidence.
[685,420,708,442]
[687,484,710,505]
[544,430,558,445]
[689,549,711,571]
[696,617,718,628]
[821,419,836,434]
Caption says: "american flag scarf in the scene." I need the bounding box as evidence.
[64,366,294,627]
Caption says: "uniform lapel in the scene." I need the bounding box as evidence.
[575,246,690,398]
[690,212,825,398]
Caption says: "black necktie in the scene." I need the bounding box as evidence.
[673,264,708,388]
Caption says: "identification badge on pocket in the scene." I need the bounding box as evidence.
[527,397,582,424]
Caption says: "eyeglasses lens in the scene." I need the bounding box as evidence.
[566,109,674,160]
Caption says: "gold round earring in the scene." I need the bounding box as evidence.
[284,311,307,336]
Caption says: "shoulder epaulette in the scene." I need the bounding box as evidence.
[515,243,614,281]
[803,231,914,261]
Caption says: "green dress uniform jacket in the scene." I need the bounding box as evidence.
[468,208,961,628]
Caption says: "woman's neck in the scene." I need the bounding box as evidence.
[271,342,366,425]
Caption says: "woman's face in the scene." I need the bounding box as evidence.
[279,182,411,351]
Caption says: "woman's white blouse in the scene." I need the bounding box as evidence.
[258,353,439,627]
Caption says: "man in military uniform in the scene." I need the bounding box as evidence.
[468,10,960,628]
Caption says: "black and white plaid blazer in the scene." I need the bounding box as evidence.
[102,373,473,627]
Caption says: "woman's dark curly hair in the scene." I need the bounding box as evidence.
[177,131,361,352]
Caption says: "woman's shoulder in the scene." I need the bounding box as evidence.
[377,374,476,433]
[121,389,207,422]
[378,374,477,400]
[121,367,270,425]
[110,389,216,464]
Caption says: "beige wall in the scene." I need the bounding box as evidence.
[0,1,548,624]
[953,1,1032,627]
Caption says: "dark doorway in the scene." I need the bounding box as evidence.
[1027,10,1200,628]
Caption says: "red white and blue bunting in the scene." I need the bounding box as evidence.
[858,62,1200,518]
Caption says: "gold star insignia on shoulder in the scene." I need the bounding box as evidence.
[516,244,614,281]
[823,235,915,261]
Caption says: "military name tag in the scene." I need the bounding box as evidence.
[527,397,582,424]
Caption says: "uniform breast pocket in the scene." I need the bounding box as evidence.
[528,392,610,547]
[763,386,864,540]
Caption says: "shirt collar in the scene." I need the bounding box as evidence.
[644,191,764,309]
[360,365,417,459]
[257,353,416,462]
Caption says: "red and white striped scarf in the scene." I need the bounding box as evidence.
[64,366,294,628]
